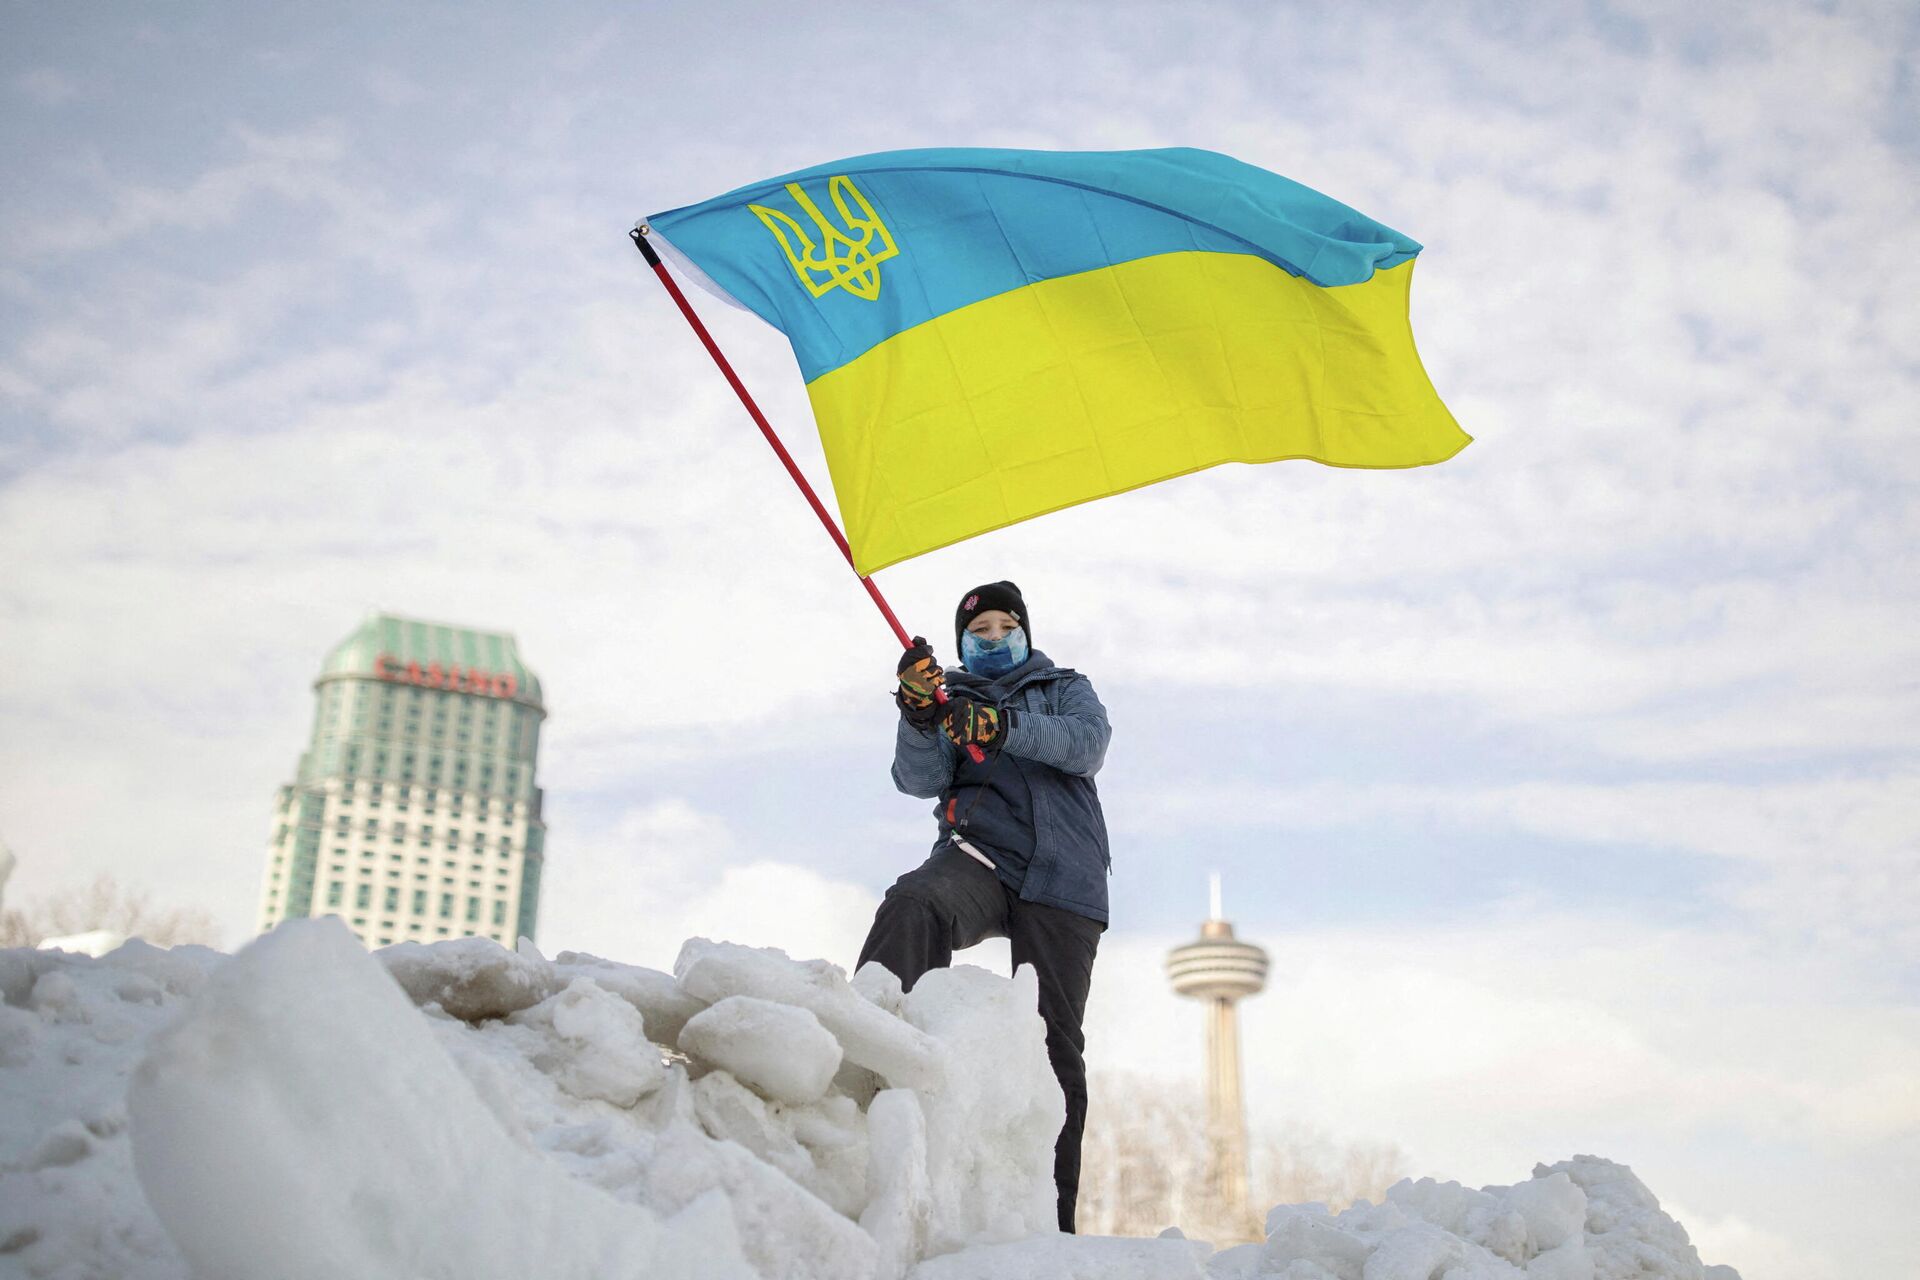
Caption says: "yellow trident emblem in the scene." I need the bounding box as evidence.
[749,175,899,302]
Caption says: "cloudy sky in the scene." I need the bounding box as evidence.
[3,1,1916,1274]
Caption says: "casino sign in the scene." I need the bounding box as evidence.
[373,654,519,700]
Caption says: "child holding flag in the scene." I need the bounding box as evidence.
[857,580,1112,1233]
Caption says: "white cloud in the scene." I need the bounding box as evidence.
[11,123,357,258]
[1132,774,1920,964]
[533,799,879,974]
[1670,1203,1843,1280]
[11,68,79,106]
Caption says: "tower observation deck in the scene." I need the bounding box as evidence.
[1165,874,1269,1241]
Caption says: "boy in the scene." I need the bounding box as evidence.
[857,580,1112,1232]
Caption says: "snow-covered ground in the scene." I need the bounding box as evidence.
[0,921,1743,1279]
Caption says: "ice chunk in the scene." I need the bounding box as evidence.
[508,976,668,1107]
[376,934,559,1020]
[675,939,940,1090]
[1359,1223,1467,1279]
[26,1118,92,1169]
[680,995,844,1105]
[0,1002,39,1066]
[619,1115,881,1280]
[900,963,1061,1253]
[555,949,709,1046]
[1388,1177,1527,1262]
[1203,1240,1265,1277]
[690,1070,870,1218]
[693,1069,818,1183]
[861,1089,932,1280]
[100,938,222,998]
[1262,1206,1373,1278]
[790,1092,871,1218]
[1525,1240,1595,1280]
[852,959,907,1014]
[128,918,750,1280]
[29,969,82,1020]
[1502,1171,1586,1254]
[1538,1156,1723,1278]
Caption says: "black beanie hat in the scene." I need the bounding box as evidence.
[955,581,1028,654]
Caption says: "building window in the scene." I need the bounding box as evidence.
[492,899,507,926]
[327,882,344,907]
[393,823,407,841]
[419,826,433,847]
[412,889,427,914]
[439,893,453,919]
[466,896,480,923]
[384,886,399,911]
[355,884,371,910]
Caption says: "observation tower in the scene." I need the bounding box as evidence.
[1165,873,1269,1238]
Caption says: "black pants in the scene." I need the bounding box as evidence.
[857,846,1104,1234]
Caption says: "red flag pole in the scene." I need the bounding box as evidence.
[631,226,983,759]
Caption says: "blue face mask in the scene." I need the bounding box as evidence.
[961,626,1028,676]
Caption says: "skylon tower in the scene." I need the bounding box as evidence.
[1165,873,1269,1239]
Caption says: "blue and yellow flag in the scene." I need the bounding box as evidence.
[645,147,1468,575]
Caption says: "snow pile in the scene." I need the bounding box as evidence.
[1,922,1743,1280]
[1210,1160,1745,1280]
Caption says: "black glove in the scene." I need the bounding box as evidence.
[895,637,945,727]
[940,694,1007,750]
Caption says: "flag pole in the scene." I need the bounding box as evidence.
[630,226,983,759]
[630,225,912,646]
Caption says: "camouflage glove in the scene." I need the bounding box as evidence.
[940,694,1006,750]
[895,637,945,727]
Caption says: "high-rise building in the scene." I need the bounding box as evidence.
[1165,873,1269,1242]
[257,614,547,948]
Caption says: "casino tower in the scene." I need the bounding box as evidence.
[257,614,547,948]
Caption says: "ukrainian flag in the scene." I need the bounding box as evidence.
[645,147,1468,575]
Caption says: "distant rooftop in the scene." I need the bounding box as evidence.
[319,613,544,709]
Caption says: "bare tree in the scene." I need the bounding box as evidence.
[1254,1119,1405,1212]
[1078,1071,1407,1239]
[1078,1073,1211,1238]
[0,873,219,949]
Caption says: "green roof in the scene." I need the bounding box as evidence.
[319,613,544,709]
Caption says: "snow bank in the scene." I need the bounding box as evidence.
[128,920,743,1279]
[0,923,1744,1280]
